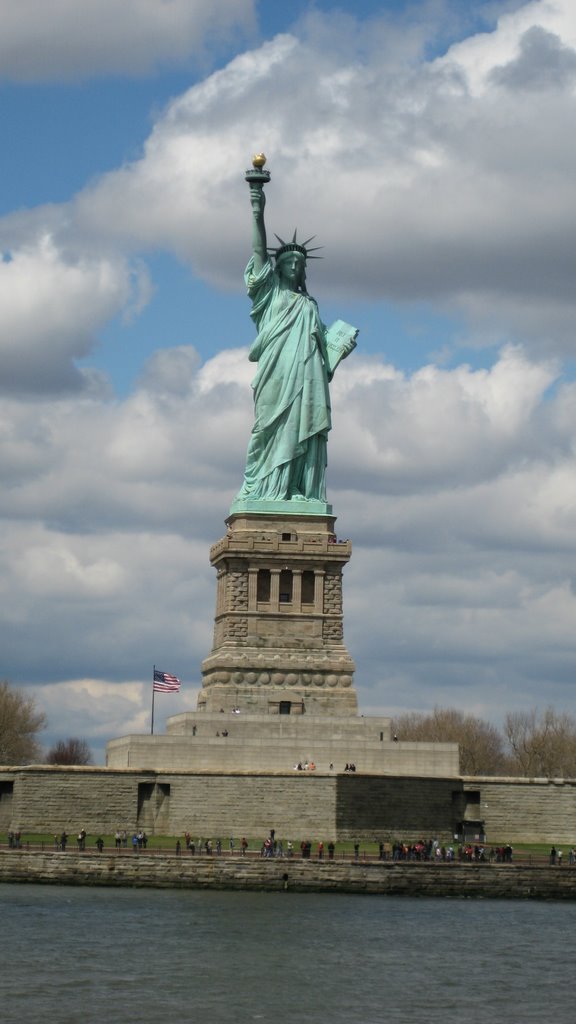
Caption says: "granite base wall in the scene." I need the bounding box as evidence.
[460,776,576,843]
[336,775,457,839]
[3,766,576,844]
[1,767,339,839]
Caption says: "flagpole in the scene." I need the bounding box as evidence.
[151,665,156,735]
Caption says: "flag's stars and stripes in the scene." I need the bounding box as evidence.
[153,669,181,693]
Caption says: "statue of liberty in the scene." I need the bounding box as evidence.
[231,155,357,514]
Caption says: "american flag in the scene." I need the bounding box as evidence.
[153,669,181,693]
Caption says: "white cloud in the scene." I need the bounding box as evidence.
[29,679,200,763]
[17,544,126,598]
[0,0,256,81]
[329,345,558,493]
[0,235,149,394]
[439,0,576,95]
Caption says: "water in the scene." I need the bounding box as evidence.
[1,884,575,1023]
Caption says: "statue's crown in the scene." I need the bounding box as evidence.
[270,230,323,261]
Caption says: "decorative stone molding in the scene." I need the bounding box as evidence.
[201,668,357,690]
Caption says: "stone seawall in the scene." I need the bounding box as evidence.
[1,851,576,899]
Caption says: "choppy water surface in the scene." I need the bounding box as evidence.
[1,884,575,1023]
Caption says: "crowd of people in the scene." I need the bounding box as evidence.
[391,839,448,861]
[549,846,576,865]
[7,830,576,866]
[291,761,357,771]
[43,828,149,853]
[389,840,516,862]
[181,833,250,856]
[179,831,338,860]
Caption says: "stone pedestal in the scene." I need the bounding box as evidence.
[198,512,357,716]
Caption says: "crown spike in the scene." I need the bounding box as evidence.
[271,228,323,262]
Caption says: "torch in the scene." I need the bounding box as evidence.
[245,152,270,187]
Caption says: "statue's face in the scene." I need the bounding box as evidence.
[276,252,306,288]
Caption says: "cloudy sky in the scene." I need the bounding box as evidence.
[2,0,576,763]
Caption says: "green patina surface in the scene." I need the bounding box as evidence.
[232,158,357,516]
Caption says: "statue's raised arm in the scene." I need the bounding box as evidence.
[245,153,270,275]
[231,155,358,516]
[249,183,267,275]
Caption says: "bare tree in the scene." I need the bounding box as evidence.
[45,737,93,766]
[504,706,576,778]
[392,704,576,778]
[391,705,508,775]
[0,680,47,764]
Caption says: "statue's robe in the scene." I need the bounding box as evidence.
[236,257,331,502]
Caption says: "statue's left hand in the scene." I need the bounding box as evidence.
[342,332,358,356]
